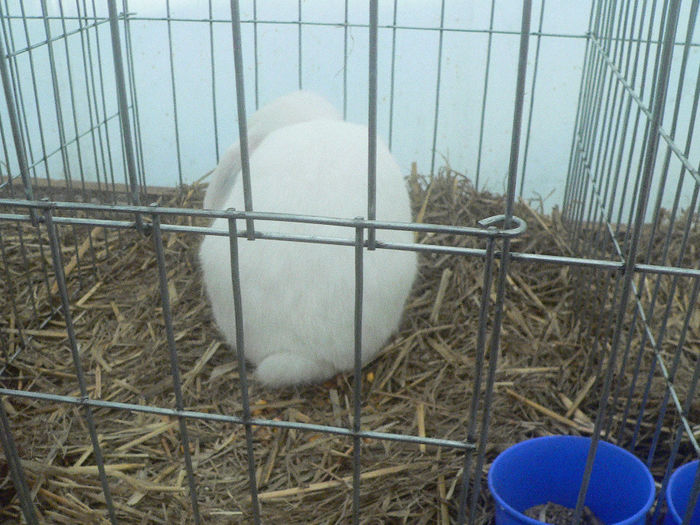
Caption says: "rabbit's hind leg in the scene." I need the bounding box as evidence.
[254,353,336,388]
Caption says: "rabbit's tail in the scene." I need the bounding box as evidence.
[254,353,336,387]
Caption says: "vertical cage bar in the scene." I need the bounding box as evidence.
[107,0,142,226]
[572,0,613,238]
[604,0,644,233]
[88,0,119,203]
[226,213,261,524]
[579,0,622,253]
[595,0,646,439]
[570,0,614,254]
[166,0,183,186]
[608,8,646,236]
[598,3,660,415]
[76,0,105,194]
[94,0,124,249]
[474,0,496,193]
[40,0,74,196]
[44,207,117,524]
[0,332,6,374]
[37,0,87,294]
[594,0,632,226]
[229,0,255,239]
[4,0,56,309]
[429,0,445,177]
[467,244,513,523]
[616,0,664,244]
[0,63,16,198]
[12,3,43,192]
[591,0,637,265]
[57,1,89,197]
[574,0,628,391]
[0,227,29,353]
[57,1,98,287]
[351,221,364,525]
[457,234,495,524]
[615,1,659,260]
[151,208,202,524]
[0,221,33,525]
[0,398,38,524]
[387,0,398,150]
[519,0,546,197]
[0,113,40,320]
[643,0,669,116]
[561,0,599,224]
[342,0,349,119]
[209,0,220,160]
[253,0,259,109]
[297,0,302,90]
[5,0,48,194]
[644,0,698,253]
[572,0,682,519]
[32,227,52,321]
[567,0,620,334]
[367,0,378,249]
[122,0,146,190]
[0,13,35,207]
[468,1,532,522]
[503,0,531,220]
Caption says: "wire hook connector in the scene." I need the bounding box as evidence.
[477,214,527,238]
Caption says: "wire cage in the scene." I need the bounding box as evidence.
[0,0,698,523]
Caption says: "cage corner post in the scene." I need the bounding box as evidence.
[460,0,533,522]
[107,0,143,230]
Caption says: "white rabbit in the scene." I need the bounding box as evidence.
[199,119,417,387]
[203,91,342,210]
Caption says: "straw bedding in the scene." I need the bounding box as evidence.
[0,167,698,524]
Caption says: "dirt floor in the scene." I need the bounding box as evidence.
[0,167,698,523]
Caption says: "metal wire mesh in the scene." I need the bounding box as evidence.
[0,0,697,523]
[564,0,699,521]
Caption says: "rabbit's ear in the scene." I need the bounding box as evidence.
[203,130,267,210]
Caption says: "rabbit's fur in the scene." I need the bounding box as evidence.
[200,119,416,387]
[203,91,341,210]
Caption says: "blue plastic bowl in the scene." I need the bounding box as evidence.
[665,460,700,525]
[487,436,655,525]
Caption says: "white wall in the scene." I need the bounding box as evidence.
[4,1,698,219]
